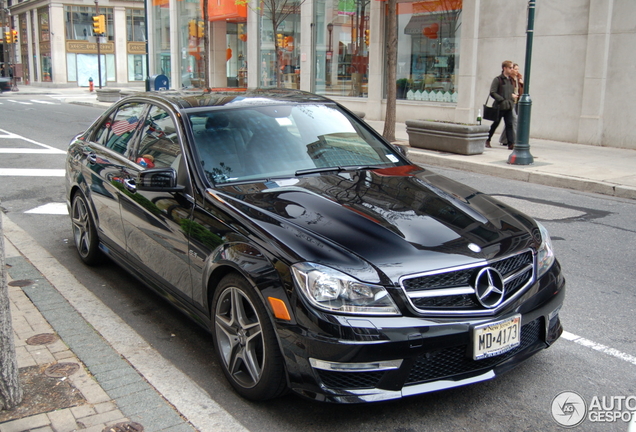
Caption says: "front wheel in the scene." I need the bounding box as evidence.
[212,274,287,401]
[71,192,100,265]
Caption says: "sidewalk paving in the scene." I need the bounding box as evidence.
[1,214,249,432]
[2,83,635,431]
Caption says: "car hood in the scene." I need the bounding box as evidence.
[215,165,537,283]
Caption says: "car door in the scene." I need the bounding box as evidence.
[77,101,147,258]
[119,103,195,300]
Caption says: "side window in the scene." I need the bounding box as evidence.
[93,113,114,146]
[135,105,181,169]
[101,103,146,155]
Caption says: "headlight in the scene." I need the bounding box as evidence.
[536,222,556,278]
[291,263,400,316]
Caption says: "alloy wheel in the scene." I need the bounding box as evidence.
[215,286,265,388]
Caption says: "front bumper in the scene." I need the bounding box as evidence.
[280,263,565,403]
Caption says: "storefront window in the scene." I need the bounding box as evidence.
[259,0,301,88]
[127,9,146,42]
[152,0,171,81]
[39,8,51,82]
[391,0,462,102]
[127,9,147,82]
[64,6,113,42]
[226,22,248,87]
[315,0,370,98]
[20,17,29,84]
[179,0,203,88]
[64,6,114,85]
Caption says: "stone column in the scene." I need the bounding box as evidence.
[577,0,613,145]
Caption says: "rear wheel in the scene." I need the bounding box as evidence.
[212,274,287,401]
[71,192,100,265]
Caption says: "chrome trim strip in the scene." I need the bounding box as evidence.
[322,370,497,402]
[408,287,474,299]
[398,260,489,285]
[401,370,496,396]
[309,358,403,372]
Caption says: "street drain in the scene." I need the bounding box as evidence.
[8,279,34,287]
[26,333,59,345]
[44,362,80,378]
[102,422,144,432]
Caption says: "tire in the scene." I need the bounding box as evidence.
[70,192,101,266]
[212,274,287,401]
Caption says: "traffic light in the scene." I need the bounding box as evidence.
[276,33,284,49]
[364,29,369,46]
[4,31,10,44]
[188,20,196,37]
[11,30,18,44]
[197,21,204,38]
[92,14,106,35]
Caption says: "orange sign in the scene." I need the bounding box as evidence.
[206,0,247,21]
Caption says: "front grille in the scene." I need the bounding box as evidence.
[317,370,385,389]
[402,250,534,314]
[405,318,543,385]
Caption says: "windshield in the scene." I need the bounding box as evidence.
[187,103,404,184]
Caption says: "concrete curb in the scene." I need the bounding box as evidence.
[406,149,636,200]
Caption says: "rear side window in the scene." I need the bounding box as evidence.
[94,102,146,156]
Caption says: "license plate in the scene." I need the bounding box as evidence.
[472,315,521,360]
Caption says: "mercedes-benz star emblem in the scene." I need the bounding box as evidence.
[473,267,505,308]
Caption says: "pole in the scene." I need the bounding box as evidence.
[1,2,7,73]
[95,0,102,89]
[508,0,535,165]
[144,0,150,91]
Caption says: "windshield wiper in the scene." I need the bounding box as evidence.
[295,165,386,177]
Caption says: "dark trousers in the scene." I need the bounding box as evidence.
[487,109,515,144]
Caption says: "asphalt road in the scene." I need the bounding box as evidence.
[1,93,634,431]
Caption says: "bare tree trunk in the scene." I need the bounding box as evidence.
[273,15,282,87]
[203,0,210,88]
[382,0,397,142]
[0,211,23,410]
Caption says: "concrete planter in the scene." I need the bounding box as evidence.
[96,88,121,103]
[406,120,490,155]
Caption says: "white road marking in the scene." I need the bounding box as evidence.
[6,99,32,105]
[30,99,57,104]
[562,331,636,366]
[49,95,94,99]
[0,128,66,153]
[0,148,65,154]
[0,169,65,176]
[25,203,68,215]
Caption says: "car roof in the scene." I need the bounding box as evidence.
[122,88,334,111]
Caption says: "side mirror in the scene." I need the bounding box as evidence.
[392,143,408,159]
[137,168,185,192]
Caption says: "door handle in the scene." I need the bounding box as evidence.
[124,179,137,193]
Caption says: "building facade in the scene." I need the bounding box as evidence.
[3,0,635,149]
[3,0,146,88]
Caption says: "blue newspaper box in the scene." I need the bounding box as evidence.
[148,74,169,91]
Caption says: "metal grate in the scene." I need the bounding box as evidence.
[405,318,543,385]
[402,250,534,313]
[316,370,385,390]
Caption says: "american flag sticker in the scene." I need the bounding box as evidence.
[111,116,140,136]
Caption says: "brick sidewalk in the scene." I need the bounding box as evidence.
[3,278,130,432]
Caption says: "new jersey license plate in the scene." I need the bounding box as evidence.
[472,315,521,360]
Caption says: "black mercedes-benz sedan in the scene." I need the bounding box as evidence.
[65,89,565,403]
